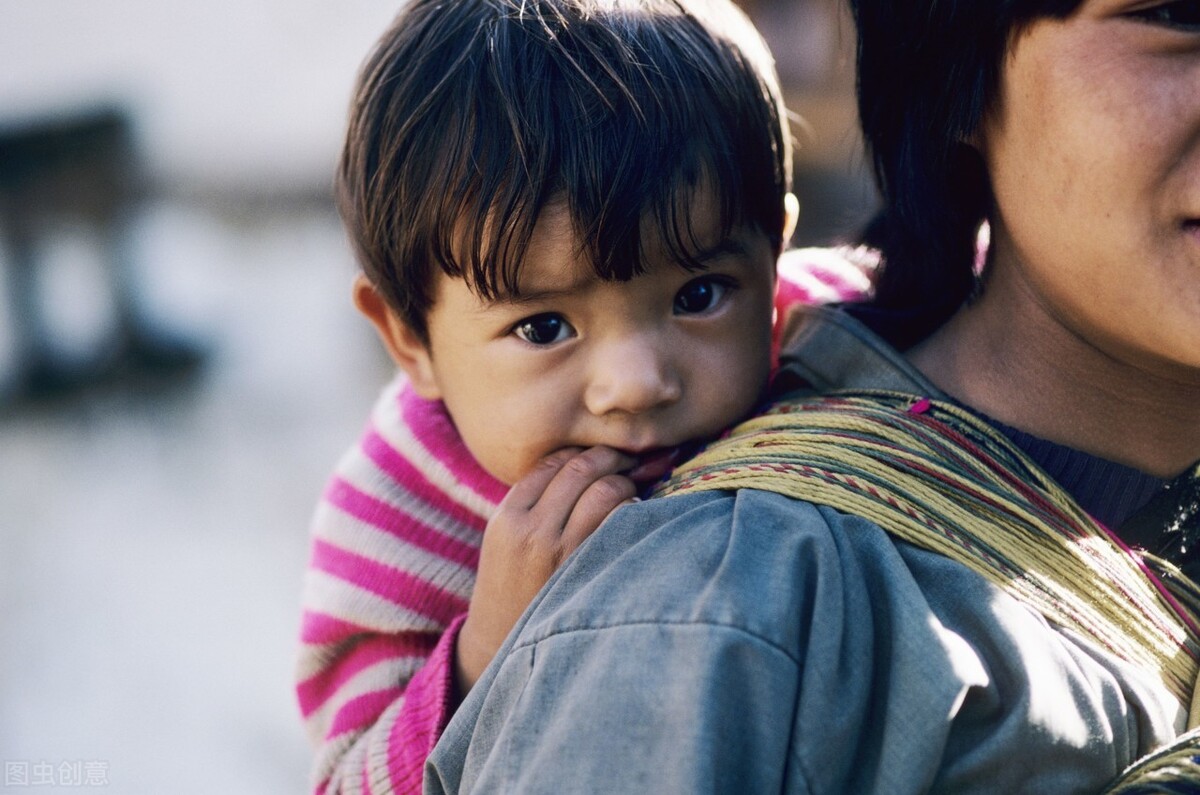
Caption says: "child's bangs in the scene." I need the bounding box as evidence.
[435,0,787,300]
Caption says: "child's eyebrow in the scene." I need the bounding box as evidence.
[487,237,755,307]
[685,238,752,264]
[487,272,596,307]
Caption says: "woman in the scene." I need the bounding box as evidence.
[855,0,1200,485]
[424,0,1200,791]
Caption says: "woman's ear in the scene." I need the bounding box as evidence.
[962,117,987,154]
[352,275,441,399]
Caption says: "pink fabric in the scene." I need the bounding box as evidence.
[771,245,875,362]
[399,391,509,506]
[295,248,873,793]
[296,382,500,795]
[385,615,467,795]
[323,478,481,567]
[308,538,471,622]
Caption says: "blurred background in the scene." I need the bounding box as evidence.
[0,1,875,792]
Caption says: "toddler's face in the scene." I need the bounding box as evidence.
[407,202,777,486]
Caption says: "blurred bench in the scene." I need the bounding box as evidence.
[0,107,203,401]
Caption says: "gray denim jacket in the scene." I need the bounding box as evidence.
[425,308,1184,794]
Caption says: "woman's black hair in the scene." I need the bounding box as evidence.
[848,0,1083,346]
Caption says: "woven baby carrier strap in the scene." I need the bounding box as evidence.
[653,390,1200,712]
[1104,724,1200,793]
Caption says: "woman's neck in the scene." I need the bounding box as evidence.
[906,265,1200,479]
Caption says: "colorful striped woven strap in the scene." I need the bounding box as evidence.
[1101,724,1200,793]
[654,391,1200,710]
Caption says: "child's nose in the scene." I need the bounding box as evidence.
[584,335,682,417]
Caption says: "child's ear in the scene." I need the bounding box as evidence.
[781,193,800,251]
[352,275,441,399]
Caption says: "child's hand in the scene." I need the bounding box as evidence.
[455,446,638,694]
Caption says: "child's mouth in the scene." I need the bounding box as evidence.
[625,446,685,486]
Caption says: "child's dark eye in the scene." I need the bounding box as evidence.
[513,313,574,345]
[674,276,731,315]
[1130,1,1200,30]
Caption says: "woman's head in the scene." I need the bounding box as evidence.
[859,0,1200,474]
[848,0,1083,340]
[973,3,1200,380]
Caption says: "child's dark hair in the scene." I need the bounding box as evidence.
[849,0,1083,345]
[338,0,790,343]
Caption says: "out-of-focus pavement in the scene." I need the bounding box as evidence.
[0,2,404,790]
[0,198,392,793]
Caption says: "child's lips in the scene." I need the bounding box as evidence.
[624,446,684,485]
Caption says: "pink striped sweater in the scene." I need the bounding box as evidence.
[296,248,874,794]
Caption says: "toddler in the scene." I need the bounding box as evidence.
[295,1,869,792]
